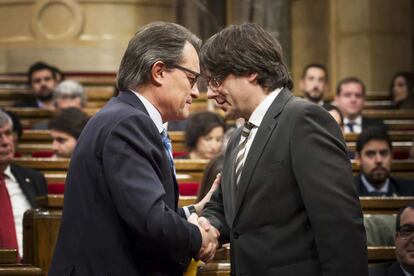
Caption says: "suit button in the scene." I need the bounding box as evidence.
[233,232,239,239]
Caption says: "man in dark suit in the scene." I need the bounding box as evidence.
[197,23,367,275]
[0,110,47,257]
[49,22,218,276]
[14,61,58,111]
[369,204,414,276]
[354,127,414,197]
[335,77,387,134]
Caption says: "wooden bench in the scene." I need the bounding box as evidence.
[345,131,414,142]
[0,249,43,275]
[360,197,414,215]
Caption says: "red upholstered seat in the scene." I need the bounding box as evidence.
[178,182,199,196]
[48,183,65,194]
[32,151,54,158]
[173,151,188,158]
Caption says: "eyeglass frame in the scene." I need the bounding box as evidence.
[206,75,225,90]
[397,224,414,240]
[169,64,200,89]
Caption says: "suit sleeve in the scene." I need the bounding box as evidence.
[101,113,201,264]
[290,103,368,275]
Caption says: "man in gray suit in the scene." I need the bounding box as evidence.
[198,23,367,275]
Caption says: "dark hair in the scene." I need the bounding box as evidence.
[301,63,328,81]
[389,71,414,108]
[324,104,343,127]
[27,61,57,85]
[185,111,226,151]
[196,154,224,203]
[117,22,201,91]
[200,22,293,91]
[336,77,366,96]
[356,127,392,154]
[48,108,89,139]
[6,111,22,141]
[396,204,414,231]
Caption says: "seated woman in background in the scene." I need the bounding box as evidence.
[196,154,224,203]
[185,111,226,160]
[389,71,414,109]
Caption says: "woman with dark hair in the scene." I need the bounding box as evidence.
[185,111,225,160]
[389,71,414,109]
[196,154,224,203]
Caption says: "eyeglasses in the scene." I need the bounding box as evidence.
[170,64,200,88]
[397,224,414,240]
[207,76,224,90]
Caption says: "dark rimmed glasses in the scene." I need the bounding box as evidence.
[170,64,200,88]
[397,224,414,240]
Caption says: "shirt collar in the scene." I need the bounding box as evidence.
[3,165,16,183]
[130,90,164,134]
[361,174,389,193]
[344,115,362,126]
[400,264,413,276]
[248,87,283,127]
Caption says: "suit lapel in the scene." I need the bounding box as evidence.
[233,89,293,221]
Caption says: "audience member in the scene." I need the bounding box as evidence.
[14,62,59,111]
[389,71,414,109]
[48,108,89,158]
[185,111,225,160]
[300,63,331,107]
[354,127,414,196]
[335,77,387,134]
[54,80,86,111]
[369,204,414,275]
[0,110,47,258]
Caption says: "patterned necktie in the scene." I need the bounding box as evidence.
[160,129,176,175]
[346,122,355,133]
[0,173,19,254]
[235,122,256,185]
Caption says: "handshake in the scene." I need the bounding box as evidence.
[188,213,220,262]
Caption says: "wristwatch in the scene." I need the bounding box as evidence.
[188,205,197,215]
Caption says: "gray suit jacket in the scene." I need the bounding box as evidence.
[203,88,368,275]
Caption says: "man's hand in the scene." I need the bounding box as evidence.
[194,173,221,214]
[188,213,220,262]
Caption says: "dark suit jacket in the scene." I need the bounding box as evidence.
[49,91,201,276]
[369,262,406,276]
[355,175,414,197]
[362,116,388,132]
[202,88,368,275]
[10,164,48,207]
[14,100,40,108]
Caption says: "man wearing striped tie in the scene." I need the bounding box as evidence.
[198,23,368,276]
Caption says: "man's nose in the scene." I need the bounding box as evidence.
[207,87,217,99]
[191,85,199,99]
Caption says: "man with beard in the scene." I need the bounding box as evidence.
[300,63,332,107]
[369,204,414,275]
[354,127,414,196]
[14,62,59,111]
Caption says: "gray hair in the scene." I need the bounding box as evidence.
[0,110,13,129]
[54,80,86,107]
[116,21,201,91]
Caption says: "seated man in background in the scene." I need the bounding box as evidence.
[335,77,387,134]
[354,127,414,196]
[299,63,331,107]
[54,80,86,111]
[14,61,59,111]
[369,204,414,276]
[48,108,89,158]
[0,110,47,258]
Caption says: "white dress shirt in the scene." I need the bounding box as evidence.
[239,87,283,167]
[4,165,31,256]
[343,116,362,134]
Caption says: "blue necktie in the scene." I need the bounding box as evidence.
[346,122,355,133]
[160,129,175,175]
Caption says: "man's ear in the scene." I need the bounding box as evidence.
[151,61,166,86]
[247,73,258,83]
